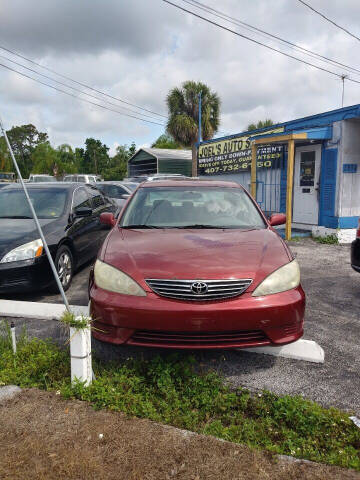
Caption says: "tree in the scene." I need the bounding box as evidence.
[0,137,12,172]
[247,119,274,131]
[31,142,59,175]
[6,124,48,177]
[81,138,110,175]
[56,144,78,174]
[103,142,136,180]
[166,81,220,176]
[151,133,182,149]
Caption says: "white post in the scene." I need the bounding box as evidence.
[69,316,92,386]
[10,322,16,354]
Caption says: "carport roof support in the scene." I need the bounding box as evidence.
[250,133,308,241]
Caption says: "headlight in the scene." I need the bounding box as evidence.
[94,259,146,296]
[252,259,300,297]
[0,239,43,263]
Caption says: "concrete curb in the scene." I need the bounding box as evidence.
[0,299,89,320]
[243,339,325,363]
[0,300,325,364]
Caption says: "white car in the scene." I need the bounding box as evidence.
[28,174,57,182]
[63,174,102,183]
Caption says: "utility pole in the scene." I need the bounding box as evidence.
[93,150,97,174]
[192,92,202,178]
[341,75,347,107]
[198,91,202,144]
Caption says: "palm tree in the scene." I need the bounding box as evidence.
[166,81,220,176]
[247,119,274,131]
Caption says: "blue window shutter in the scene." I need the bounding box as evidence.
[280,152,287,213]
[319,148,338,227]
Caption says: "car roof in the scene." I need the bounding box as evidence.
[139,179,241,188]
[2,182,78,190]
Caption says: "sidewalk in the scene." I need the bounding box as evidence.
[0,389,358,480]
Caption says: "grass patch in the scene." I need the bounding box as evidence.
[312,234,339,245]
[0,322,359,471]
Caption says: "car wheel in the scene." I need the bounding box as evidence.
[50,245,74,292]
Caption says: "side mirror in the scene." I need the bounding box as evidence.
[75,206,92,217]
[269,213,286,227]
[121,194,130,200]
[100,212,116,227]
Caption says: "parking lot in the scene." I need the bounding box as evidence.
[2,238,359,415]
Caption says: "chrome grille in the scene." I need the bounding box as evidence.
[145,278,252,301]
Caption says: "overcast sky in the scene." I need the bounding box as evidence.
[0,0,359,153]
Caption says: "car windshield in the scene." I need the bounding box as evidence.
[0,173,14,180]
[121,186,265,229]
[0,188,68,219]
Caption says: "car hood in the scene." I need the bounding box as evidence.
[0,218,59,259]
[102,228,291,292]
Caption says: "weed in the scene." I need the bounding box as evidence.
[312,234,339,245]
[60,311,91,330]
[0,328,359,470]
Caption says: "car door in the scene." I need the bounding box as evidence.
[86,187,114,252]
[68,187,96,265]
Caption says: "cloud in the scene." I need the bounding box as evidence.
[0,0,359,151]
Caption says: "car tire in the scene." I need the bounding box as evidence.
[49,245,74,293]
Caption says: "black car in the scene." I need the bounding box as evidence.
[351,218,360,273]
[0,183,115,293]
[96,181,137,212]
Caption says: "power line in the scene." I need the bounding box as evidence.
[161,0,360,86]
[297,0,360,43]
[182,0,360,76]
[0,53,163,122]
[0,62,166,126]
[0,44,167,118]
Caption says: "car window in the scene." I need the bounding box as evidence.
[73,188,91,211]
[121,187,266,229]
[103,185,127,198]
[88,189,106,208]
[77,176,86,183]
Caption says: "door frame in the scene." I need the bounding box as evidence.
[293,143,322,225]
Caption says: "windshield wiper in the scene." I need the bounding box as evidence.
[177,224,222,229]
[122,224,162,229]
[0,215,33,219]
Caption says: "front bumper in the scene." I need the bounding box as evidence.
[351,239,360,273]
[0,256,53,293]
[90,283,305,349]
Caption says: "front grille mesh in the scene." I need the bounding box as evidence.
[146,278,252,301]
[130,329,267,346]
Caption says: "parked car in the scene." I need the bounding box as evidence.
[28,174,57,182]
[124,174,189,183]
[0,183,115,293]
[63,174,101,183]
[0,172,16,183]
[89,179,305,349]
[351,218,360,273]
[96,181,137,211]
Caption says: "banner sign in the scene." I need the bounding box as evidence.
[197,127,285,176]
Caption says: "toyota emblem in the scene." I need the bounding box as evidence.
[191,281,208,295]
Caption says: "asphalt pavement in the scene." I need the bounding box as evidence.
[1,239,359,415]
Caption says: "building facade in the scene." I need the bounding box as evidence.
[198,104,360,243]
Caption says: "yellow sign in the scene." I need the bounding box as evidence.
[198,127,285,175]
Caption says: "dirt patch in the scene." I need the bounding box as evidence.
[0,389,358,480]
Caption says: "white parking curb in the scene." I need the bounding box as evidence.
[0,300,324,363]
[0,299,89,319]
[243,339,325,363]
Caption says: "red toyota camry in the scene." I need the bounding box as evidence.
[89,180,305,349]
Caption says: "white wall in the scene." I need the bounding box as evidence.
[338,119,360,217]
